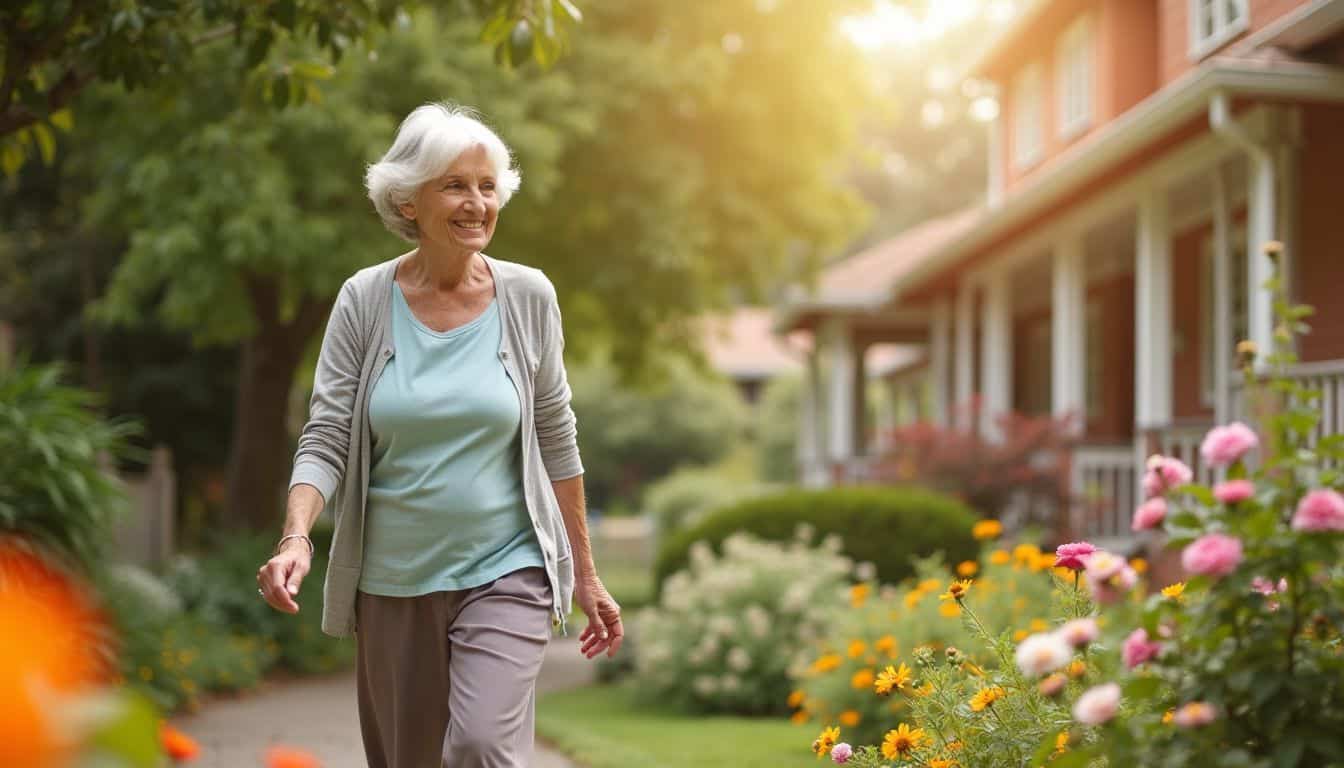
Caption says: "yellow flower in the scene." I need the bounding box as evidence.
[1066,659,1088,678]
[812,726,840,757]
[904,590,924,609]
[839,710,861,727]
[787,690,805,709]
[989,549,1011,565]
[811,653,842,674]
[851,668,875,690]
[1129,557,1149,574]
[970,685,1006,712]
[847,640,867,659]
[972,520,1003,540]
[913,682,936,697]
[874,634,897,656]
[1032,552,1056,572]
[1013,629,1029,642]
[849,583,871,608]
[919,578,943,593]
[928,759,958,768]
[947,740,964,751]
[939,580,972,602]
[1162,709,1175,724]
[1054,731,1070,755]
[874,663,912,695]
[956,560,979,577]
[881,723,928,759]
[1029,618,1050,633]
[1013,543,1041,565]
[1162,582,1186,601]
[791,709,810,725]
[939,602,961,618]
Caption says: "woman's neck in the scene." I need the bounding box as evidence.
[403,242,479,292]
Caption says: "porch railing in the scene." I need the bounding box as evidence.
[1160,424,1218,486]
[1069,443,1139,550]
[1231,359,1344,450]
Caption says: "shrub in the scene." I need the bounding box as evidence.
[633,530,852,715]
[788,543,1061,747]
[640,463,775,541]
[0,362,139,570]
[653,486,979,595]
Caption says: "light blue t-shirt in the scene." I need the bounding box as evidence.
[358,282,544,596]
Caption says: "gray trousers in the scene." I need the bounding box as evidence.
[355,566,553,768]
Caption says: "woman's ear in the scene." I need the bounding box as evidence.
[398,201,416,220]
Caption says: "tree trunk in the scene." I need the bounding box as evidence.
[223,277,332,531]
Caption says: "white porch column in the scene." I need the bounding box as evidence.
[1135,189,1173,429]
[1052,234,1086,431]
[797,346,826,487]
[1212,167,1233,424]
[820,316,857,465]
[980,272,1013,440]
[954,280,976,429]
[929,296,953,427]
[1246,151,1276,364]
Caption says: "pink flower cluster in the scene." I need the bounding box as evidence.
[1054,541,1096,570]
[830,743,853,763]
[1181,533,1243,578]
[1073,683,1121,725]
[1122,628,1162,669]
[1292,489,1344,532]
[1199,422,1259,468]
[1082,549,1139,605]
[1131,498,1167,531]
[1214,479,1256,504]
[1143,455,1193,499]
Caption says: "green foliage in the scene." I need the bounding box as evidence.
[653,486,980,596]
[754,373,801,483]
[791,549,1062,747]
[0,0,576,169]
[640,462,775,541]
[634,530,853,716]
[570,356,748,510]
[0,361,138,569]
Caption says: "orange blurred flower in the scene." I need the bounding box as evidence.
[266,746,323,768]
[0,541,114,768]
[160,723,201,762]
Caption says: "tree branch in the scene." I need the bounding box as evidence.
[0,0,88,124]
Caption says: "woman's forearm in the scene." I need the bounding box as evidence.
[551,474,596,578]
[281,483,326,550]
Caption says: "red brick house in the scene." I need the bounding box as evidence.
[778,0,1344,551]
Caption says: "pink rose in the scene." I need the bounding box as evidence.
[1200,422,1259,468]
[1131,498,1167,531]
[1121,628,1162,669]
[1291,489,1344,532]
[1143,456,1193,499]
[1088,565,1138,605]
[1181,534,1243,578]
[1054,541,1097,571]
[1082,550,1124,581]
[1073,683,1121,725]
[1214,479,1256,504]
[1172,702,1217,728]
[830,743,853,764]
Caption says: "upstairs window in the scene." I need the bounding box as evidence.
[1189,0,1249,59]
[1056,16,1093,140]
[1012,62,1044,170]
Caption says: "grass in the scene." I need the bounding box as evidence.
[536,682,818,768]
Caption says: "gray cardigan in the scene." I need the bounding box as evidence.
[288,253,583,638]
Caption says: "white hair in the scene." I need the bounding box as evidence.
[365,103,522,242]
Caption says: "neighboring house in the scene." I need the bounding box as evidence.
[778,0,1344,551]
[701,307,804,404]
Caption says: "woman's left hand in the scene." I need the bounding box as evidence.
[575,574,623,659]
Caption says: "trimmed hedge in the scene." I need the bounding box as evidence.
[653,485,979,594]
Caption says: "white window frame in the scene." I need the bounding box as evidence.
[1199,226,1248,407]
[1056,16,1093,141]
[1188,0,1250,60]
[1012,62,1044,170]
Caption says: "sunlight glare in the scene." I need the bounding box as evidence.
[840,1,921,51]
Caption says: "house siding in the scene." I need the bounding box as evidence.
[1296,103,1344,363]
[1159,0,1310,86]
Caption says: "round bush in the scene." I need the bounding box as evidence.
[653,486,979,594]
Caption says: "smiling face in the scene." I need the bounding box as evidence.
[399,144,499,254]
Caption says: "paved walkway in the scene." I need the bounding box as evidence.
[170,636,596,767]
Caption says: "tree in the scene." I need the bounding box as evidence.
[0,0,580,172]
[82,0,875,530]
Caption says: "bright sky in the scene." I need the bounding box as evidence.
[840,0,1019,51]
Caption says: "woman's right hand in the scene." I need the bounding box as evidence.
[257,543,312,614]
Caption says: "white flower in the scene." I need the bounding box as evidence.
[1073,683,1122,725]
[854,561,878,581]
[794,522,816,543]
[720,674,741,692]
[727,646,752,672]
[1015,632,1073,676]
[692,676,719,696]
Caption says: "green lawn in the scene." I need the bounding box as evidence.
[536,683,818,768]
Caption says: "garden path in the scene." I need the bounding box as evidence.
[169,634,597,767]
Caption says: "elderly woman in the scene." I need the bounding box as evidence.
[255,103,622,768]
